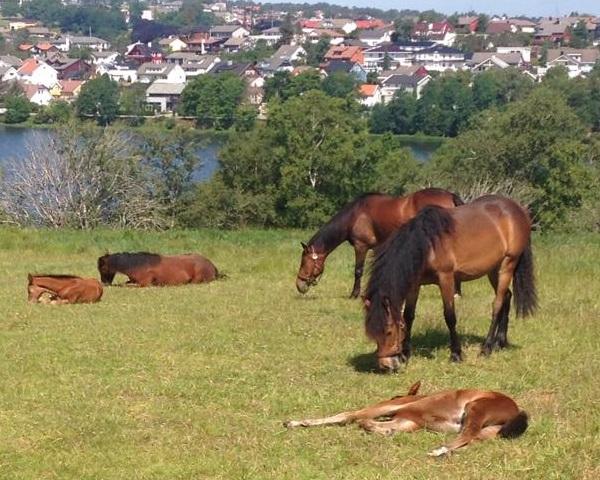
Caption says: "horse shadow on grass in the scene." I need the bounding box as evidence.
[348,328,521,373]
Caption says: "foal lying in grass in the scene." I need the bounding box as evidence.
[284,381,528,456]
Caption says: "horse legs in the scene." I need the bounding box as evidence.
[350,243,368,298]
[482,264,515,356]
[495,290,512,349]
[359,416,422,436]
[438,273,462,362]
[401,286,420,363]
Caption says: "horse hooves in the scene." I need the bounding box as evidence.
[349,292,360,299]
[450,352,463,363]
[479,347,492,357]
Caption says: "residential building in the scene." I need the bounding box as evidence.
[534,19,572,45]
[51,35,111,52]
[50,79,84,101]
[21,83,53,106]
[0,65,18,82]
[358,27,393,47]
[359,83,383,107]
[468,52,526,71]
[210,25,250,39]
[324,45,364,64]
[363,41,466,72]
[158,37,188,52]
[496,46,532,63]
[323,60,367,82]
[251,27,282,46]
[456,16,479,33]
[380,73,431,102]
[412,20,456,46]
[546,48,600,77]
[260,45,306,75]
[16,58,58,88]
[146,81,186,112]
[137,62,186,83]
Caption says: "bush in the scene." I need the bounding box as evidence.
[4,95,32,124]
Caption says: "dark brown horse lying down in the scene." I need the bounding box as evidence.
[285,381,528,457]
[97,252,219,287]
[28,274,103,304]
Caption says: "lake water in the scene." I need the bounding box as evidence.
[0,126,439,178]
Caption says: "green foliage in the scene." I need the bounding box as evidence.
[264,70,322,101]
[233,104,257,132]
[416,71,474,136]
[184,91,417,228]
[222,40,274,63]
[476,14,489,33]
[4,95,32,124]
[1,0,20,17]
[392,17,414,41]
[370,91,417,134]
[119,83,148,116]
[32,101,72,125]
[569,21,590,48]
[158,0,217,28]
[303,38,330,66]
[428,88,591,229]
[321,71,357,98]
[278,12,296,45]
[472,68,533,110]
[179,73,245,129]
[75,74,119,126]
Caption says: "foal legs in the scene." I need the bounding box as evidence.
[438,273,462,362]
[350,243,369,298]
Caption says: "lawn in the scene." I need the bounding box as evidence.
[0,228,598,479]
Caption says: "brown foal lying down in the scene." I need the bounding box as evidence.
[28,274,103,304]
[284,381,528,456]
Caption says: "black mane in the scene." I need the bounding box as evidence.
[308,193,386,251]
[365,206,454,338]
[105,252,162,271]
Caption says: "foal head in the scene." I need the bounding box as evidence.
[97,254,116,285]
[296,242,326,294]
[364,295,406,372]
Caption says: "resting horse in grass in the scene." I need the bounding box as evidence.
[296,188,463,298]
[364,195,537,372]
[28,274,103,304]
[97,252,219,287]
[284,380,528,457]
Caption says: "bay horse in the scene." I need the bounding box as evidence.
[296,188,463,298]
[27,274,103,304]
[284,380,528,457]
[364,195,537,372]
[97,252,219,287]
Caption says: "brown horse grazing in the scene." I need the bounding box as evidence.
[364,195,537,372]
[97,252,219,287]
[284,381,528,457]
[296,188,463,298]
[27,274,103,304]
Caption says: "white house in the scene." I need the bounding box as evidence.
[90,51,120,66]
[358,27,393,47]
[16,58,58,88]
[0,65,18,82]
[209,25,250,39]
[546,48,600,77]
[251,27,282,46]
[158,37,188,52]
[359,84,383,107]
[146,81,186,112]
[52,35,111,52]
[496,46,532,63]
[97,63,138,83]
[137,63,186,83]
[260,45,307,75]
[21,83,53,106]
[380,73,431,102]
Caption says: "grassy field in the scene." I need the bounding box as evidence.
[0,227,599,479]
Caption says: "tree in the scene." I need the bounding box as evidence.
[279,12,296,45]
[75,75,119,126]
[366,71,379,84]
[392,17,414,41]
[428,88,591,228]
[264,70,322,101]
[382,52,392,70]
[1,0,20,17]
[179,73,245,129]
[476,14,489,33]
[119,83,148,116]
[4,96,32,124]
[0,124,165,229]
[569,21,589,48]
[303,38,330,66]
[322,71,357,98]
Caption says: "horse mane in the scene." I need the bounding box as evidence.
[308,193,386,251]
[365,206,454,338]
[106,252,162,270]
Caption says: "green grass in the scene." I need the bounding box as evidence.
[0,228,599,479]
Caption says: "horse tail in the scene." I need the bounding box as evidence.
[367,206,454,317]
[451,192,464,207]
[499,410,529,439]
[513,240,537,318]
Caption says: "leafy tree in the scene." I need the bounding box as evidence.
[119,83,148,116]
[179,73,245,129]
[392,17,414,41]
[372,90,418,134]
[279,12,296,45]
[20,0,64,25]
[476,14,489,33]
[1,0,20,16]
[322,71,357,98]
[4,95,32,124]
[75,74,119,126]
[303,38,330,66]
[233,104,258,132]
[472,68,533,110]
[382,52,392,70]
[366,71,379,84]
[264,70,322,101]
[569,21,589,48]
[428,88,591,228]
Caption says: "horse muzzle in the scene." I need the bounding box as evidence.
[296,277,310,294]
[378,355,402,373]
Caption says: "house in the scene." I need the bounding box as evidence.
[486,21,512,35]
[50,79,84,101]
[320,19,357,34]
[323,60,367,82]
[90,51,120,66]
[17,58,58,88]
[44,53,92,80]
[468,52,526,71]
[359,84,382,107]
[324,45,364,64]
[260,45,306,75]
[145,81,186,112]
[380,73,431,102]
[363,41,466,72]
[412,20,456,46]
[125,42,163,65]
[358,27,393,47]
[26,26,55,39]
[251,27,282,46]
[158,37,188,52]
[0,55,23,68]
[8,19,38,31]
[21,83,53,106]
[355,19,387,30]
[137,62,186,83]
[209,25,250,39]
[509,19,537,34]
[0,65,18,82]
[303,29,345,45]
[211,61,259,78]
[98,62,138,83]
[496,46,532,63]
[456,16,479,33]
[223,36,252,53]
[51,35,111,52]
[546,48,600,77]
[180,27,211,52]
[377,65,429,82]
[534,19,572,45]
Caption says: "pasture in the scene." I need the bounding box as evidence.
[0,228,598,479]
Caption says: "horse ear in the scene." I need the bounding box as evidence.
[407,380,422,396]
[27,273,33,284]
[300,242,308,252]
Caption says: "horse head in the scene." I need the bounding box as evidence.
[364,295,406,372]
[97,254,116,285]
[296,242,326,294]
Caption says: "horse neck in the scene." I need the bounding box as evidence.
[309,213,352,255]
